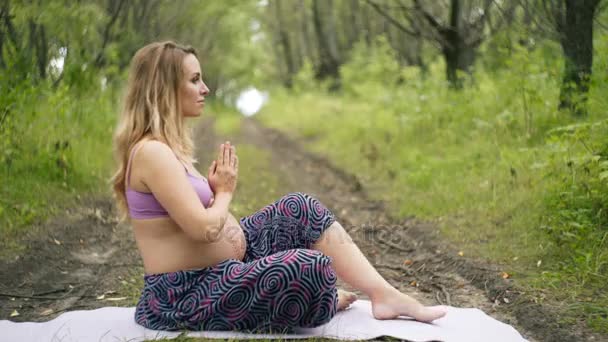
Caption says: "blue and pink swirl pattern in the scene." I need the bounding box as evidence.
[135,192,338,332]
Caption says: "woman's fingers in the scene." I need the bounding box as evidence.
[229,146,236,167]
[223,141,231,165]
[217,143,224,165]
[216,142,237,171]
[208,160,216,177]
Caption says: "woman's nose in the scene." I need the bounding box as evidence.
[200,81,210,96]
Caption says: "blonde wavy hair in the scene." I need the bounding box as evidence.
[111,41,198,220]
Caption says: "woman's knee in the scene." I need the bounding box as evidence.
[279,192,309,203]
[280,249,337,326]
[293,249,337,291]
[263,249,336,289]
[278,192,336,227]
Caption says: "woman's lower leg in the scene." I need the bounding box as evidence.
[312,220,447,322]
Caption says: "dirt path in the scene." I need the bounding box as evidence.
[0,116,604,342]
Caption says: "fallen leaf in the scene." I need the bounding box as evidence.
[536,260,542,267]
[40,309,54,316]
[409,280,417,287]
[10,310,19,317]
[53,239,61,245]
[104,297,127,302]
[458,251,464,257]
[501,272,510,279]
[503,298,510,304]
[96,294,105,300]
[403,259,413,266]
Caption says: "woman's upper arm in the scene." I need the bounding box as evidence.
[137,141,208,240]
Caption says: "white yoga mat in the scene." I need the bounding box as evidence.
[0,300,528,342]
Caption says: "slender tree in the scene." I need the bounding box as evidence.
[521,0,605,116]
[312,0,341,79]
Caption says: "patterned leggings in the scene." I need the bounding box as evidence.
[134,192,338,332]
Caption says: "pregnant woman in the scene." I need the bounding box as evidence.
[111,41,447,333]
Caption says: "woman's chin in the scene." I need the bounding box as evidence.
[183,111,202,118]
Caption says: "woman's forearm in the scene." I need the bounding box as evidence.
[200,192,233,242]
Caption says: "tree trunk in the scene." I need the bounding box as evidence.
[296,0,313,63]
[325,1,341,68]
[2,0,18,48]
[312,0,340,80]
[440,0,481,88]
[274,0,296,87]
[362,1,373,46]
[36,23,47,79]
[95,0,125,68]
[443,39,476,89]
[0,2,5,69]
[558,0,599,116]
[346,0,361,49]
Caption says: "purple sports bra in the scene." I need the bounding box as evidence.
[125,143,214,219]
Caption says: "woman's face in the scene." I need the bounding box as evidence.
[180,54,209,117]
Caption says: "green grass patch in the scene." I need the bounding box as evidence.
[0,80,118,257]
[257,37,608,333]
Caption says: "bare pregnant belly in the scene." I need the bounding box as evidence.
[218,213,247,261]
[133,212,247,275]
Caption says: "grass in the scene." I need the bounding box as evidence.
[256,39,608,333]
[0,81,118,258]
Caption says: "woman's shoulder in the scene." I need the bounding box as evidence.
[132,139,177,167]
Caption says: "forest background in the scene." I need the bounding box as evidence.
[0,0,607,334]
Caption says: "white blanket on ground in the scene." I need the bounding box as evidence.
[0,300,528,342]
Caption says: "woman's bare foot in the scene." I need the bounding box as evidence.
[371,286,447,322]
[337,289,358,311]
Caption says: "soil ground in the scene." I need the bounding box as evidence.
[1,116,605,342]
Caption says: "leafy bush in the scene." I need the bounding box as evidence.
[0,74,118,238]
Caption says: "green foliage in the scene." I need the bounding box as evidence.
[540,120,608,283]
[258,33,608,332]
[340,36,401,97]
[0,76,117,244]
[292,60,317,94]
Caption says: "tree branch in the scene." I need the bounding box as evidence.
[364,0,418,36]
[413,0,445,33]
[2,0,18,47]
[94,0,126,67]
[469,0,494,32]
